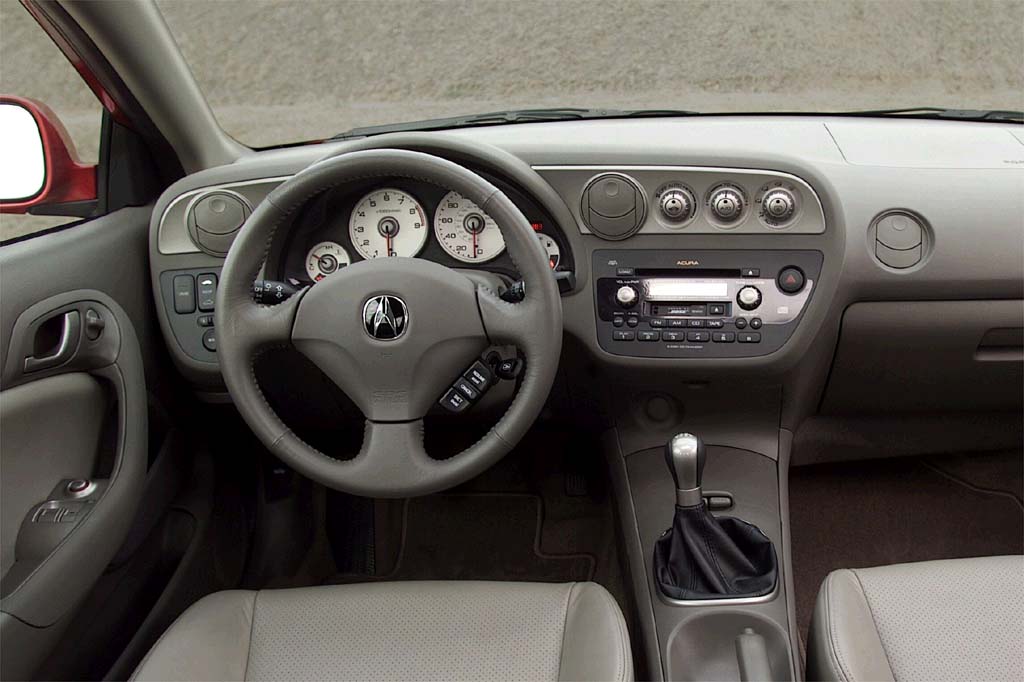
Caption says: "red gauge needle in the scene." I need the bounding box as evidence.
[472,230,478,260]
[386,233,393,257]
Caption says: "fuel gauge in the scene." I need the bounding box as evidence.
[305,241,351,281]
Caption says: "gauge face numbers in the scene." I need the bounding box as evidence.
[538,234,560,269]
[348,189,428,259]
[305,241,350,281]
[433,191,506,263]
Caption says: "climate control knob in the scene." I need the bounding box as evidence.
[616,285,639,307]
[708,185,746,224]
[736,285,762,311]
[762,189,796,224]
[659,186,696,222]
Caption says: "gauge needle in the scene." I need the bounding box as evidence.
[472,230,478,260]
[386,233,393,257]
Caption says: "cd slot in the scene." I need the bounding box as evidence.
[635,268,740,278]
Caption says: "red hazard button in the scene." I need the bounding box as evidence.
[777,267,805,294]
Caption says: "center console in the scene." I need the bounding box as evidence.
[594,250,823,358]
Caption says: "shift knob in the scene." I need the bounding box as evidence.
[665,433,706,506]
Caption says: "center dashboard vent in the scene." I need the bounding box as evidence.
[580,173,646,240]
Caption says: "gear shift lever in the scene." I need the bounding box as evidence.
[654,431,778,601]
[665,433,706,506]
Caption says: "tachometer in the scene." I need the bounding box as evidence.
[305,241,350,281]
[433,191,505,263]
[538,233,560,269]
[348,189,428,259]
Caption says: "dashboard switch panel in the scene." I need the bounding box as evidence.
[594,250,823,358]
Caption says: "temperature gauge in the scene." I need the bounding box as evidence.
[538,234,561,269]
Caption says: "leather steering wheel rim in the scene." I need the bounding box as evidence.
[215,148,562,498]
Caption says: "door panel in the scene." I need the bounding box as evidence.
[0,210,151,680]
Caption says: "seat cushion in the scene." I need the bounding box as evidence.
[131,581,632,682]
[807,556,1024,681]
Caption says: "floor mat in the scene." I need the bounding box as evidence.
[329,493,595,583]
[790,451,1024,645]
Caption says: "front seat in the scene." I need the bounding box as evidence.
[806,556,1023,681]
[132,581,632,681]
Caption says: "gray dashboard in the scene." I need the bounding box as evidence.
[148,116,1024,416]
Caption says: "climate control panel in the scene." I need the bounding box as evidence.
[593,250,822,358]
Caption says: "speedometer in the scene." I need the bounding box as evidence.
[433,191,505,263]
[348,189,428,259]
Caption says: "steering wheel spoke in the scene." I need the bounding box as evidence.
[222,290,303,354]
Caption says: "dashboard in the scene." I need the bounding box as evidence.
[148,116,1024,430]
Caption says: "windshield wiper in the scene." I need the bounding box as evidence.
[331,108,699,139]
[844,107,1023,123]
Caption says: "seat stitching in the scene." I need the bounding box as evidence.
[826,572,853,682]
[850,569,896,681]
[243,591,258,681]
[557,582,576,681]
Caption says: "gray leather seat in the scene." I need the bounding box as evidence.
[132,580,632,681]
[807,556,1023,681]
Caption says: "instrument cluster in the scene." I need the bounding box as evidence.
[277,179,568,285]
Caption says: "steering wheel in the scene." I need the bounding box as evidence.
[215,149,562,497]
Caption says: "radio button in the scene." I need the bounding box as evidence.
[612,315,625,328]
[738,332,762,343]
[626,316,640,328]
[741,268,760,278]
[638,330,660,342]
[687,331,711,342]
[750,317,763,329]
[662,331,684,342]
[735,317,748,329]
[688,319,705,328]
[689,304,707,315]
[709,304,726,315]
[649,318,666,327]
[706,319,724,329]
[712,332,736,343]
[613,330,635,341]
[615,267,635,277]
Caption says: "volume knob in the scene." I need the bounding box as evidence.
[616,285,638,307]
[737,285,762,311]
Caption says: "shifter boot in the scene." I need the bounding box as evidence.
[653,501,778,601]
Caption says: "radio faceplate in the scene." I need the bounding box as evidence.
[593,250,823,358]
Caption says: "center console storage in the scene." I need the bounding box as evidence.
[609,432,797,681]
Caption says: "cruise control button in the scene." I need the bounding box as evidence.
[464,361,492,391]
[712,332,736,343]
[706,319,724,329]
[638,330,660,342]
[738,332,762,343]
[454,378,479,401]
[709,304,726,315]
[687,331,711,342]
[734,317,748,329]
[440,389,469,412]
[662,331,684,342]
[750,317,763,329]
[613,330,635,341]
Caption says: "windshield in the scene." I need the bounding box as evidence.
[157,0,1023,148]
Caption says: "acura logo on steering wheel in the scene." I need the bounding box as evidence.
[363,295,408,340]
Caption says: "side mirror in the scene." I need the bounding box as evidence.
[0,95,97,217]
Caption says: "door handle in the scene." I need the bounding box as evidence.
[24,310,81,373]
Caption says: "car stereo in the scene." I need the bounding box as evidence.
[593,249,823,358]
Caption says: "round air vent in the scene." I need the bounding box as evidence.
[869,210,929,270]
[580,173,646,240]
[187,190,251,256]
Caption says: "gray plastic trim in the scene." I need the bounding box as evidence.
[159,178,286,254]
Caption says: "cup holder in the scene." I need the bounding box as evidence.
[666,609,793,681]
